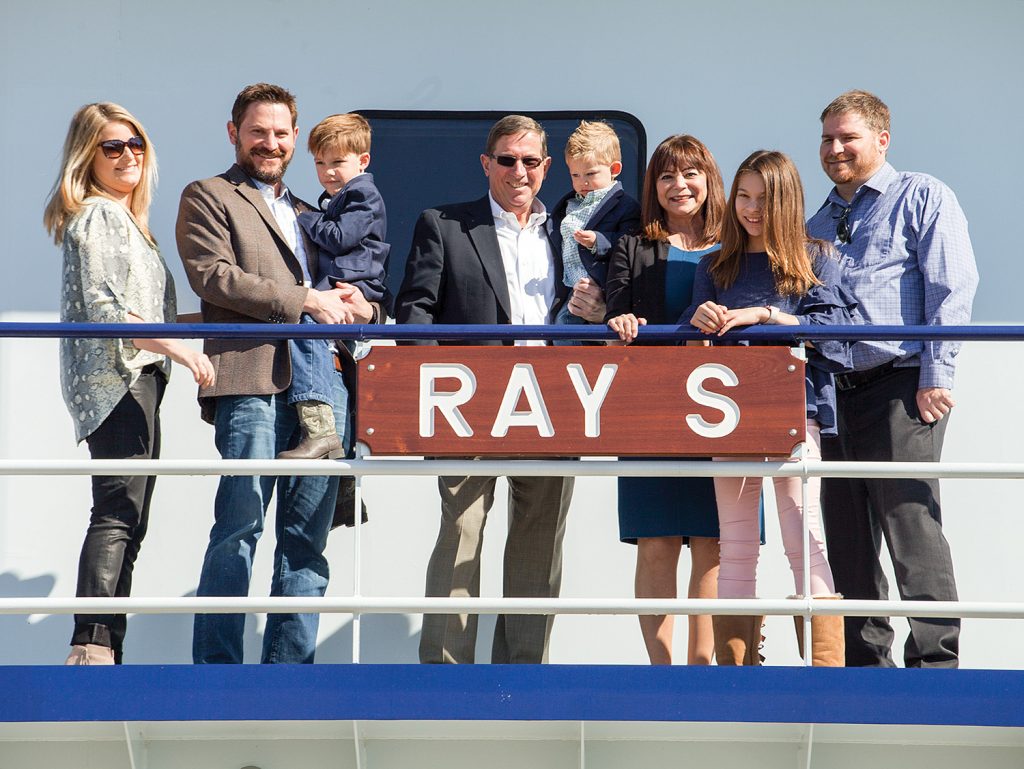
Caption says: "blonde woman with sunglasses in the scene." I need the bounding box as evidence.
[44,103,213,665]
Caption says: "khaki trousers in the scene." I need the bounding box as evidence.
[419,474,575,664]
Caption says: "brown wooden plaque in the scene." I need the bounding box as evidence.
[356,346,806,456]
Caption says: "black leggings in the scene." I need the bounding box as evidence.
[73,366,165,662]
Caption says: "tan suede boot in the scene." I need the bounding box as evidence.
[792,594,845,667]
[277,401,344,460]
[713,615,765,666]
[65,643,115,665]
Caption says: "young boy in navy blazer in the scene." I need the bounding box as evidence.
[550,120,641,344]
[277,113,390,460]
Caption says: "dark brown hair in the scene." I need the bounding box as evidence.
[640,134,724,245]
[230,83,297,129]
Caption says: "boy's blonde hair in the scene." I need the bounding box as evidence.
[564,120,622,166]
[307,113,371,156]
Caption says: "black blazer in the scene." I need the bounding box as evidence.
[548,181,642,287]
[603,234,678,332]
[395,195,568,345]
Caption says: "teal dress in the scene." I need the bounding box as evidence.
[618,245,720,543]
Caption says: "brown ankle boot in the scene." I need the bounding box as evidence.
[793,594,845,667]
[277,401,344,460]
[331,475,369,529]
[713,615,765,666]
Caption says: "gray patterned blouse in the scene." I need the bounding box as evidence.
[59,196,175,443]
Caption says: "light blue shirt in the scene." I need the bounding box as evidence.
[806,162,978,389]
[560,185,614,287]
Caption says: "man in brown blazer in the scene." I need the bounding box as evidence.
[176,83,379,664]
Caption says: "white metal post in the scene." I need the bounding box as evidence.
[352,444,367,664]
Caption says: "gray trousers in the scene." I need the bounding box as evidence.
[821,365,959,668]
[419,474,575,664]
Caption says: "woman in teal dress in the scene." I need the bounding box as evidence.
[604,135,725,665]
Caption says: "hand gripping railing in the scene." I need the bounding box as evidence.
[1,320,1019,666]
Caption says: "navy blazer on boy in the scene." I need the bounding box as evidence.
[297,172,391,310]
[549,180,642,287]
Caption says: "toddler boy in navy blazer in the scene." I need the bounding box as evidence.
[277,113,390,460]
[550,120,641,344]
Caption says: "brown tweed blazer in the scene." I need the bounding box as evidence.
[176,164,319,411]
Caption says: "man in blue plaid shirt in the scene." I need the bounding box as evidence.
[807,90,978,668]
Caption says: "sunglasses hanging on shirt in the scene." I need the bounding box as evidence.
[836,205,853,244]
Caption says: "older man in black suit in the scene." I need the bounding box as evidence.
[397,115,602,664]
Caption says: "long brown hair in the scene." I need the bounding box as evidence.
[710,150,821,296]
[43,102,158,244]
[640,134,725,245]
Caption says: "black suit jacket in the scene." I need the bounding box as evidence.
[603,234,697,346]
[395,195,567,345]
[549,181,642,287]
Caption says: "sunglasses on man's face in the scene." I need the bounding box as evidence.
[489,153,545,169]
[97,136,146,159]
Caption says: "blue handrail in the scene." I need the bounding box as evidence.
[0,321,1017,342]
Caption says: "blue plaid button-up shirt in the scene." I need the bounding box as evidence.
[807,162,979,389]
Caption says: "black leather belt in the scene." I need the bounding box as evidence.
[834,360,901,392]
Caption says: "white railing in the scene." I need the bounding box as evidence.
[2,321,1009,667]
[2,455,1021,665]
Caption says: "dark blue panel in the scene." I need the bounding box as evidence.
[355,110,647,298]
[3,665,1023,727]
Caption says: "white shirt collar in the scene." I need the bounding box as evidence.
[251,177,291,203]
[488,192,548,229]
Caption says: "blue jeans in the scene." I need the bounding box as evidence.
[192,368,348,664]
[552,301,592,347]
[287,314,337,405]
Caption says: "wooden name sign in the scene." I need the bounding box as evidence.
[356,346,806,457]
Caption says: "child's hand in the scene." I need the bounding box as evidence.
[573,229,597,250]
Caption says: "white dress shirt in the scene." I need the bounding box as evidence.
[253,178,312,286]
[489,193,557,346]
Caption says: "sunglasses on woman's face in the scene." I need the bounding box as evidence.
[97,136,146,159]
